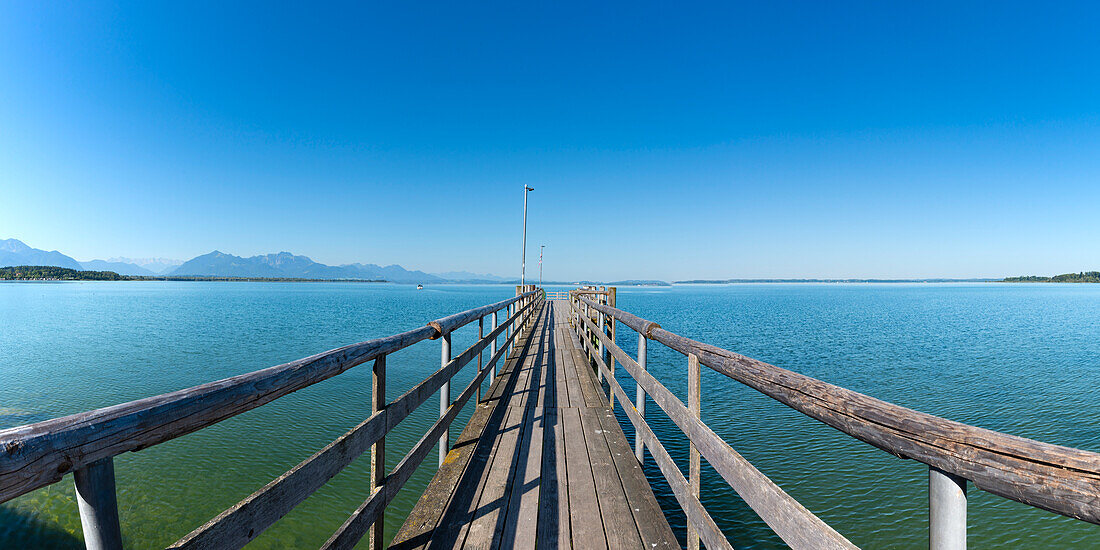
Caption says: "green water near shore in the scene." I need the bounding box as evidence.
[1,282,1098,547]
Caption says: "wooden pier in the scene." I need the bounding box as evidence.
[3,286,1100,549]
[391,300,676,549]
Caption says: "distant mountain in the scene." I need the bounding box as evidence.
[0,239,83,270]
[109,257,182,274]
[432,270,510,282]
[343,262,445,284]
[170,251,444,283]
[80,260,157,276]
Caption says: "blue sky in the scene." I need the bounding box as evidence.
[2,1,1099,280]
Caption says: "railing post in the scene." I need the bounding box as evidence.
[597,308,606,384]
[634,332,647,462]
[608,287,617,411]
[74,457,123,550]
[687,352,701,550]
[477,316,484,403]
[370,354,386,550]
[439,331,452,467]
[929,466,967,550]
[489,310,498,388]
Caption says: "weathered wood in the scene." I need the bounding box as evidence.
[389,301,544,549]
[428,291,538,339]
[74,457,123,550]
[635,332,647,462]
[538,403,569,548]
[322,306,526,550]
[597,354,729,550]
[687,353,701,550]
[580,293,1100,525]
[579,406,645,550]
[593,407,678,550]
[498,406,545,549]
[174,299,540,550]
[562,407,608,550]
[371,355,386,550]
[0,294,535,506]
[578,310,856,549]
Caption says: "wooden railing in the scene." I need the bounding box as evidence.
[0,287,543,550]
[568,290,1100,550]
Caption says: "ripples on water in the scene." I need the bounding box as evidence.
[1,282,1099,547]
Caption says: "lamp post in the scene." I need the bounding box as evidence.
[539,245,544,288]
[521,186,534,286]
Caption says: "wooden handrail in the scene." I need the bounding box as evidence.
[172,294,543,549]
[0,290,538,506]
[575,294,1100,527]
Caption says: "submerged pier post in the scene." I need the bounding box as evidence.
[929,466,967,550]
[74,457,123,550]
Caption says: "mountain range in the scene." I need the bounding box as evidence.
[0,239,503,283]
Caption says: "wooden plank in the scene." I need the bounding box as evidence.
[579,407,644,550]
[561,407,608,550]
[393,301,545,549]
[537,407,569,549]
[496,406,545,549]
[579,311,855,549]
[594,408,678,550]
[456,405,527,549]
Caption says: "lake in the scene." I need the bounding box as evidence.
[1,282,1098,547]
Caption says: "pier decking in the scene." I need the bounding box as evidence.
[393,300,676,549]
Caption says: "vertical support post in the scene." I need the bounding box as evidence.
[490,311,498,387]
[74,457,123,550]
[439,332,452,467]
[687,353,701,550]
[370,354,387,550]
[608,287,617,411]
[634,333,647,462]
[477,316,484,403]
[597,308,605,384]
[930,467,967,550]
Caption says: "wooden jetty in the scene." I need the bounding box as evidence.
[2,285,1100,549]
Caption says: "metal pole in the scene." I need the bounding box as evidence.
[539,245,544,288]
[439,332,452,467]
[74,457,123,550]
[490,311,498,388]
[521,186,533,286]
[597,309,605,384]
[477,317,484,403]
[929,466,967,550]
[635,333,647,462]
[687,353,701,550]
[370,354,386,550]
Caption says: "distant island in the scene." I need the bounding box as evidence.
[1003,272,1100,283]
[0,266,386,283]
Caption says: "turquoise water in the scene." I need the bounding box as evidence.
[1,282,1099,547]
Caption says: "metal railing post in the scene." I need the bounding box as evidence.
[597,308,606,384]
[439,332,452,467]
[635,332,647,462]
[490,311,498,388]
[370,354,386,550]
[930,466,967,550]
[74,457,123,550]
[477,316,484,403]
[687,352,701,550]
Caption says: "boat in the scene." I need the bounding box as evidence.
[417,284,423,290]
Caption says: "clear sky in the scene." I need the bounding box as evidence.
[2,2,1099,280]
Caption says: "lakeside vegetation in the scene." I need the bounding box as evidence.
[0,266,386,282]
[1004,272,1100,283]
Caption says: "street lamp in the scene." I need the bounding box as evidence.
[521,185,534,286]
[539,245,545,287]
